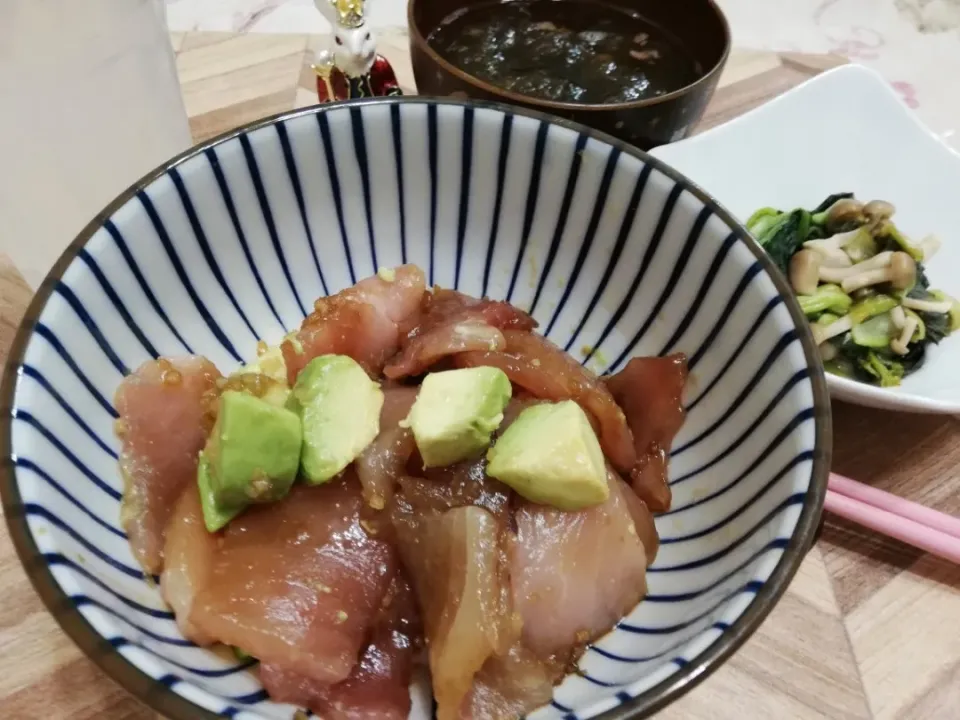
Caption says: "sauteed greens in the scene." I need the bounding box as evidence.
[748,193,959,387]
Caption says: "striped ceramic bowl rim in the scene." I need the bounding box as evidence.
[0,97,830,720]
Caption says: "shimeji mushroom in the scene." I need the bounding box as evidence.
[862,199,895,223]
[902,295,954,314]
[789,249,821,295]
[812,314,853,345]
[824,198,864,231]
[819,251,893,284]
[803,229,868,267]
[840,252,916,294]
[890,311,919,356]
[890,305,906,330]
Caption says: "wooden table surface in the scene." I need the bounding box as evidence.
[1,31,959,720]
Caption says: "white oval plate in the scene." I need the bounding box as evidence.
[652,64,960,414]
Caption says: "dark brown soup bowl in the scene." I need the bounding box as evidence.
[408,0,731,149]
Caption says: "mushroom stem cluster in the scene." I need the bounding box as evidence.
[790,249,916,296]
[902,296,953,314]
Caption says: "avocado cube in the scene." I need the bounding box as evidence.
[207,390,302,509]
[407,366,512,467]
[197,453,243,532]
[486,400,609,511]
[288,355,384,485]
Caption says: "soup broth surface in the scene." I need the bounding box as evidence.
[428,0,703,104]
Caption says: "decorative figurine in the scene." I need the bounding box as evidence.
[312,0,402,102]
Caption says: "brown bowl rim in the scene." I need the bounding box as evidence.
[0,95,829,720]
[407,0,733,113]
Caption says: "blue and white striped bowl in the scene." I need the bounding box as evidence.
[0,98,829,719]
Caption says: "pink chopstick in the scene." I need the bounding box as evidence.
[825,472,960,564]
[829,473,960,539]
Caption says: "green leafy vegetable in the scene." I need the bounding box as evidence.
[851,313,894,348]
[921,308,949,344]
[878,223,924,261]
[797,284,852,317]
[824,354,855,379]
[812,192,854,214]
[746,207,782,237]
[904,308,926,342]
[857,351,904,387]
[849,294,898,325]
[756,209,811,275]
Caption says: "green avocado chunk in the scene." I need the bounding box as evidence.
[205,390,302,514]
[407,366,512,467]
[197,453,243,532]
[486,400,609,511]
[287,355,383,484]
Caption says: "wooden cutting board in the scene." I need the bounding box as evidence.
[1,32,959,720]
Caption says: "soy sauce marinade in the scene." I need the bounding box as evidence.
[429,0,703,104]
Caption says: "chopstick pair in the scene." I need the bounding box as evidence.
[825,472,960,564]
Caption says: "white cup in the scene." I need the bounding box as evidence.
[0,0,193,288]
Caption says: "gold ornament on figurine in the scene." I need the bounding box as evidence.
[331,0,364,28]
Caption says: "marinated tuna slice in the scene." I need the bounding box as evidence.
[356,386,419,510]
[406,288,538,337]
[383,320,506,379]
[402,459,513,522]
[115,355,221,574]
[605,354,687,512]
[618,477,660,566]
[259,573,421,720]
[160,485,216,645]
[461,643,558,720]
[191,476,396,684]
[627,448,672,514]
[456,330,636,472]
[510,469,649,663]
[282,265,426,382]
[391,483,517,720]
[383,289,537,379]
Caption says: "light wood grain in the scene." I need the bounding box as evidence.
[0,32,958,720]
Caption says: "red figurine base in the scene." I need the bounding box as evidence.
[315,55,402,102]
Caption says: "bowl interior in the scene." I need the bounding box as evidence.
[410,0,730,109]
[2,99,827,719]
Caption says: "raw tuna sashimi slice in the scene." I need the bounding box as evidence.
[605,354,687,512]
[509,469,650,664]
[259,572,421,720]
[383,289,536,379]
[460,643,558,720]
[115,355,221,574]
[190,475,397,684]
[355,385,419,510]
[282,265,426,382]
[390,473,517,720]
[160,484,216,645]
